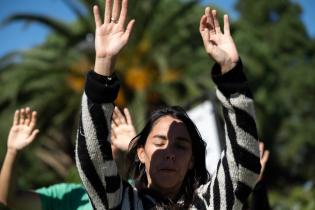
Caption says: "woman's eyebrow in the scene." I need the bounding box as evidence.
[175,136,191,143]
[152,135,190,142]
[153,134,167,140]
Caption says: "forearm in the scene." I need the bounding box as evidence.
[1,151,43,210]
[214,61,260,161]
[75,95,117,210]
[75,71,122,209]
[76,93,116,176]
[0,149,18,206]
[219,89,260,200]
[213,61,261,206]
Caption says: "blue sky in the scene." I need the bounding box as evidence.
[0,0,314,57]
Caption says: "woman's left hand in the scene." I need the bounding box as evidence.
[199,7,239,74]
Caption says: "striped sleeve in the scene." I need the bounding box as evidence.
[75,71,124,210]
[196,61,261,210]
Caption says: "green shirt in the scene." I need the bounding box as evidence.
[36,183,92,210]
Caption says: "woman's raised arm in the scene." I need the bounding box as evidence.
[197,7,261,209]
[75,1,135,209]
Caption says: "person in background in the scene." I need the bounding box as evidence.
[242,142,270,210]
[251,142,271,210]
[0,107,136,210]
[0,108,41,210]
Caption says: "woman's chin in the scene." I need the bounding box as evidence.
[153,177,182,194]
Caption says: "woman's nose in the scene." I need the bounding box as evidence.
[166,154,175,161]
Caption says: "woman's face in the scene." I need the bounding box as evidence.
[137,115,194,197]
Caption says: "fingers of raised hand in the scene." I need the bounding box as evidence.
[104,0,113,23]
[19,108,25,125]
[100,0,129,25]
[14,107,37,129]
[259,142,264,158]
[123,108,133,125]
[27,129,40,143]
[24,107,32,126]
[212,10,222,34]
[261,150,270,165]
[111,123,117,139]
[124,107,136,136]
[123,19,135,40]
[29,111,37,131]
[199,15,209,37]
[113,106,126,125]
[259,142,270,165]
[111,122,117,135]
[205,7,214,30]
[20,108,33,126]
[118,0,128,26]
[13,110,19,126]
[112,0,120,23]
[93,5,102,27]
[223,14,230,35]
[200,15,212,52]
[200,7,222,49]
[201,7,230,36]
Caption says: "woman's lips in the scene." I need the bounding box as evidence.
[159,168,176,172]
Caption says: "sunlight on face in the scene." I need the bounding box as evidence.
[137,115,194,198]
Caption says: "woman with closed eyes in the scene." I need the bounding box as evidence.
[75,0,261,209]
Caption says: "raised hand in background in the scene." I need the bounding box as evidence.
[0,108,41,210]
[7,108,39,152]
[111,106,136,153]
[257,142,270,183]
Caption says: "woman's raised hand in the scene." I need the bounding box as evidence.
[94,0,135,76]
[199,7,239,74]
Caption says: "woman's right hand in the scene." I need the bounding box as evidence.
[94,0,135,76]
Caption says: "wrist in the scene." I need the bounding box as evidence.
[95,54,116,60]
[219,58,238,74]
[6,148,19,157]
[94,56,116,76]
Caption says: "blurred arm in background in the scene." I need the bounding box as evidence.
[251,142,271,210]
[0,108,41,210]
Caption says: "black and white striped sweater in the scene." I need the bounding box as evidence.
[75,62,261,210]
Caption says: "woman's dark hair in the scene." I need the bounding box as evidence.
[127,106,210,208]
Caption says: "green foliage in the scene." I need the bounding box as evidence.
[0,203,10,210]
[235,0,315,207]
[269,182,315,210]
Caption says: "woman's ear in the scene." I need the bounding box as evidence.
[137,147,146,164]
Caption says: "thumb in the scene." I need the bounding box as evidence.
[27,129,40,143]
[123,19,135,41]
